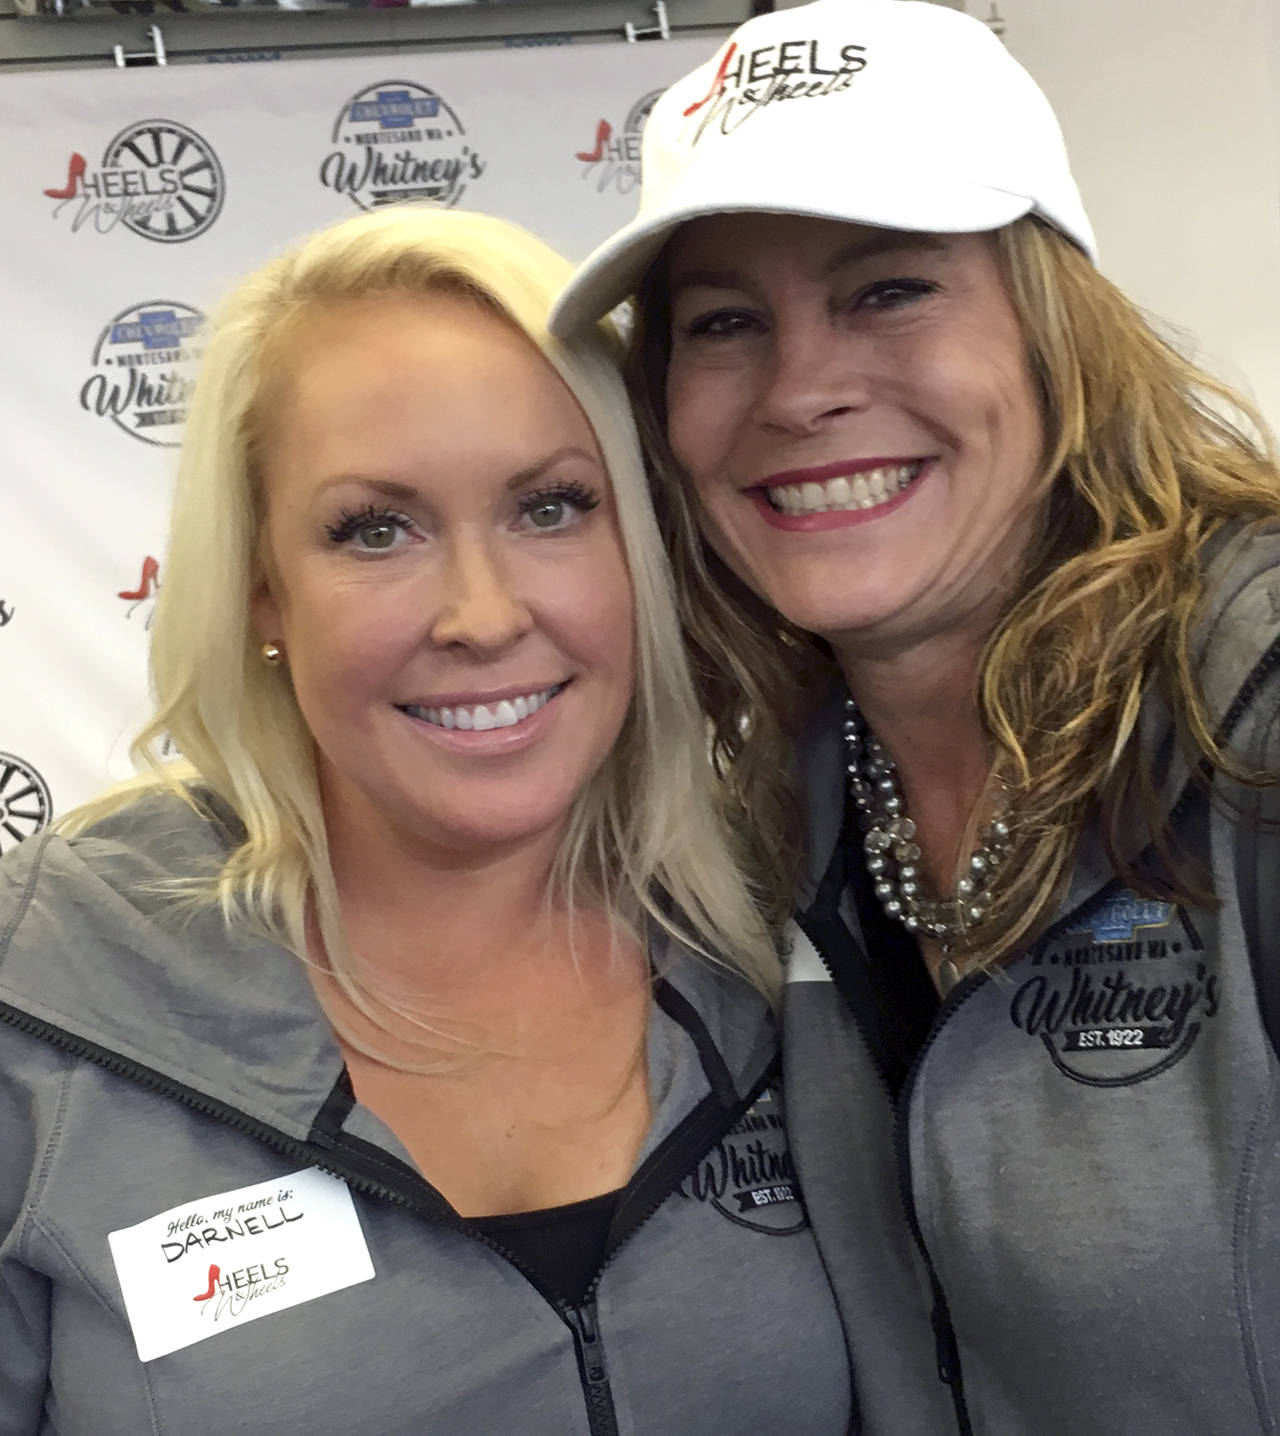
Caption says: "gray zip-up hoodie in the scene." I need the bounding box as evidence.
[784,525,1280,1435]
[0,798,851,1436]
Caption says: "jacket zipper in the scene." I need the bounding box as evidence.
[561,1298,620,1436]
[888,977,989,1436]
[0,996,775,1436]
[550,1061,777,1436]
[796,911,975,1435]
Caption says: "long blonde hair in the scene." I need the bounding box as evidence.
[628,215,1280,963]
[64,205,779,1049]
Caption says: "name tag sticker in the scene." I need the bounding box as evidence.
[107,1166,375,1362]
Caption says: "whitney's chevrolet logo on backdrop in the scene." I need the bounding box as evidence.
[80,303,205,449]
[321,81,487,210]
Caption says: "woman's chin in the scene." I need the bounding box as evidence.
[773,589,919,648]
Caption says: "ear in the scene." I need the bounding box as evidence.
[250,576,283,647]
[249,505,286,643]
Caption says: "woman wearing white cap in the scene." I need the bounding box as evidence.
[552,1,1280,1433]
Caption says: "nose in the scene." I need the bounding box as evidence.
[429,534,533,654]
[756,317,871,437]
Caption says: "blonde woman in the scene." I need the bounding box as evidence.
[0,208,852,1435]
[553,1,1280,1433]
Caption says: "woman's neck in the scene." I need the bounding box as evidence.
[316,794,640,1045]
[314,797,653,1214]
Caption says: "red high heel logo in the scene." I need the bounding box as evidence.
[575,120,613,163]
[118,555,160,602]
[192,1265,220,1302]
[683,43,737,117]
[44,152,86,200]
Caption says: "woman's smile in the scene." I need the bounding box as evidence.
[749,457,930,531]
[395,678,572,753]
[664,212,1046,654]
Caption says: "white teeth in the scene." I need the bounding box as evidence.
[403,685,563,732]
[766,461,923,516]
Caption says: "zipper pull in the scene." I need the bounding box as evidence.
[562,1298,621,1436]
[565,1299,609,1388]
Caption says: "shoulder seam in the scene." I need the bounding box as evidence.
[11,1039,77,1264]
[0,833,55,966]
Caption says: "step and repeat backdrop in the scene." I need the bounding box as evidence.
[1,2,1277,850]
[0,36,708,845]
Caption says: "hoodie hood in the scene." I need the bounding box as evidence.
[0,793,344,1142]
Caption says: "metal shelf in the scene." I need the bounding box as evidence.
[0,0,758,70]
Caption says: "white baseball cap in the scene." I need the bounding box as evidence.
[551,0,1095,336]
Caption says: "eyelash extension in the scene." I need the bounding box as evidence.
[325,504,413,545]
[517,480,601,519]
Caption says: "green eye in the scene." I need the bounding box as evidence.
[325,506,412,551]
[358,521,398,549]
[528,499,566,529]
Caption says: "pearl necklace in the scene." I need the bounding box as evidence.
[843,696,1009,987]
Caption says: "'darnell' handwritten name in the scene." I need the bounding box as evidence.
[160,1200,303,1263]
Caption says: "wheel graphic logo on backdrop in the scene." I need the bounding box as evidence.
[0,755,52,853]
[80,303,206,448]
[321,82,487,210]
[44,120,225,242]
[574,90,664,195]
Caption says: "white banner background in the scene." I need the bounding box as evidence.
[0,37,714,843]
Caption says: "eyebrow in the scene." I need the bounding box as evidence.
[504,446,602,490]
[314,447,602,501]
[669,231,953,295]
[823,231,951,274]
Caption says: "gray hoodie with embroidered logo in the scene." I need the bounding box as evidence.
[783,524,1280,1435]
[0,798,852,1436]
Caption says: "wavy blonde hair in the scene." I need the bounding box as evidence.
[627,215,1280,964]
[64,205,778,1054]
